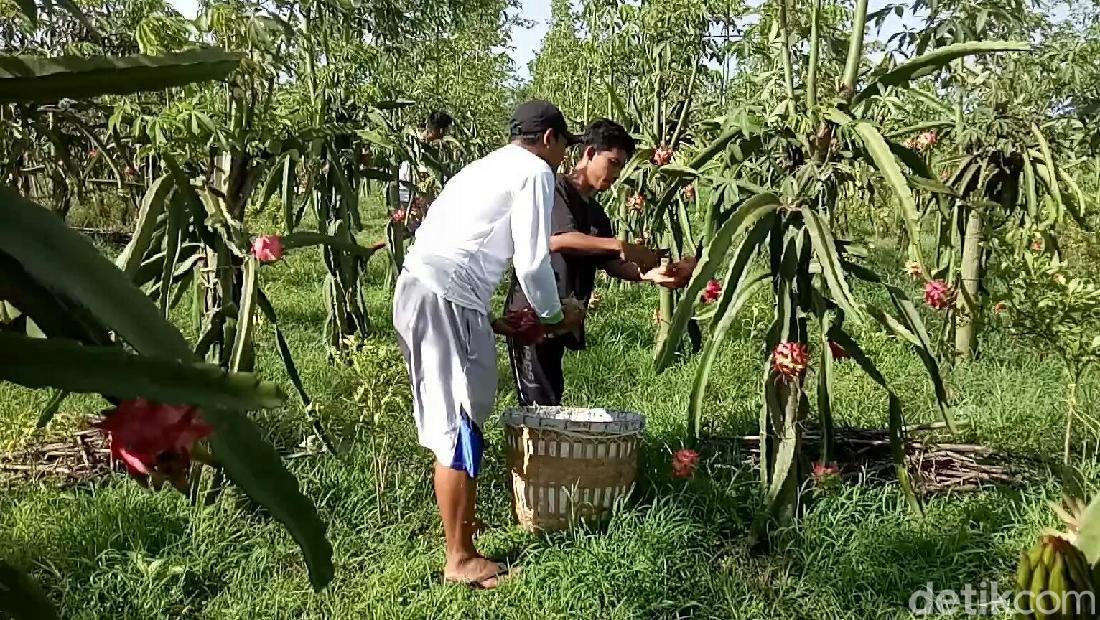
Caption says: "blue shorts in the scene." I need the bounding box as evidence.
[448,413,484,478]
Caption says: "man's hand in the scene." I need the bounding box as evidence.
[639,256,697,289]
[619,241,662,273]
[544,301,585,336]
[641,266,682,289]
[491,318,517,337]
[666,255,698,287]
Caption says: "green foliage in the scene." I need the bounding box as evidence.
[997,249,1100,378]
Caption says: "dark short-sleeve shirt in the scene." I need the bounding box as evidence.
[506,174,616,350]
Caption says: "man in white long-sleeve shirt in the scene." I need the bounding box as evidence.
[394,100,583,589]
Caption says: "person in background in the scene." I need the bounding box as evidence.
[369,111,454,253]
[504,118,694,406]
[393,100,584,589]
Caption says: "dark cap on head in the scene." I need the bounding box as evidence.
[509,100,581,145]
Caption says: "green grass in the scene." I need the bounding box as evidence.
[3,213,1100,618]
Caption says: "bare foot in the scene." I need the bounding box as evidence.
[444,556,514,589]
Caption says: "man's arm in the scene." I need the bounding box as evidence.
[601,258,684,287]
[601,258,643,282]
[511,172,564,324]
[551,231,663,272]
[549,231,622,255]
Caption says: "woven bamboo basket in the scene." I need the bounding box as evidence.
[502,406,645,532]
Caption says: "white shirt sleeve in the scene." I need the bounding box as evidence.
[398,160,412,204]
[511,170,564,324]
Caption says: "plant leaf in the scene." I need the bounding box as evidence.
[282,231,380,259]
[1021,151,1038,221]
[1057,167,1092,230]
[803,209,862,321]
[1031,124,1065,224]
[375,98,416,110]
[204,408,335,590]
[885,285,955,431]
[55,0,99,35]
[688,271,768,437]
[851,122,923,266]
[281,156,297,234]
[117,173,174,275]
[158,192,186,317]
[654,193,780,371]
[827,327,920,511]
[0,186,192,360]
[888,393,923,513]
[867,305,922,346]
[228,258,257,372]
[852,41,1029,106]
[906,173,956,196]
[818,323,835,463]
[0,333,284,410]
[0,49,241,103]
[13,0,37,24]
[35,389,69,429]
[256,290,310,407]
[656,164,700,178]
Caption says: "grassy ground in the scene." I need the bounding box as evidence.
[3,211,1100,618]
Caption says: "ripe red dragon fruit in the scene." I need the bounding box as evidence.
[700,279,721,304]
[391,209,406,223]
[504,306,545,345]
[94,399,212,490]
[771,342,809,379]
[923,280,955,310]
[252,235,284,263]
[652,145,674,166]
[682,184,696,201]
[88,147,98,159]
[828,340,849,360]
[671,448,699,478]
[627,193,646,214]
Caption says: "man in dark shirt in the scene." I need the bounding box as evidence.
[503,119,691,406]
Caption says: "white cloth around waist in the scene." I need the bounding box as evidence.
[392,272,499,465]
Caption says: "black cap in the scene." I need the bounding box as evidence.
[509,100,581,145]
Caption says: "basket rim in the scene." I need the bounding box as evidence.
[501,406,645,433]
